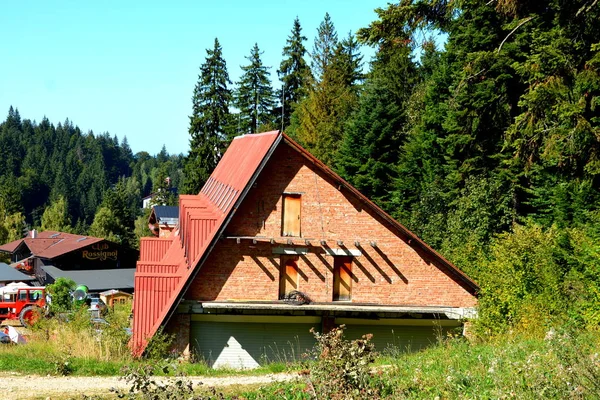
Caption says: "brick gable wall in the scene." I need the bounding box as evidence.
[185,143,476,308]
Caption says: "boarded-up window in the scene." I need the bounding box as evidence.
[279,255,299,299]
[282,194,301,237]
[333,257,352,301]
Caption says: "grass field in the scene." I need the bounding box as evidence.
[2,306,599,399]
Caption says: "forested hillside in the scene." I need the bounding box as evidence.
[2,0,599,333]
[185,0,600,333]
[0,107,183,248]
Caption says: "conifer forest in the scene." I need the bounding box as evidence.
[3,0,600,333]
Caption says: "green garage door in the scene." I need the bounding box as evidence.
[191,316,319,369]
[338,319,461,354]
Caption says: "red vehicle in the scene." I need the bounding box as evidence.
[0,286,46,327]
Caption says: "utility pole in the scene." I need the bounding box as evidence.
[281,83,285,132]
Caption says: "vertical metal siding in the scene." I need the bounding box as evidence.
[139,238,172,262]
[132,132,281,356]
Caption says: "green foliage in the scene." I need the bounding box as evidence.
[134,207,154,245]
[184,38,233,194]
[235,43,276,134]
[89,206,123,244]
[40,195,71,232]
[305,326,382,400]
[143,327,176,360]
[291,14,362,166]
[278,17,310,130]
[381,331,600,399]
[46,277,76,313]
[90,177,140,246]
[337,41,416,211]
[0,108,182,235]
[474,218,600,334]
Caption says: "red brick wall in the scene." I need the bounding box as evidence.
[165,313,191,358]
[185,143,477,308]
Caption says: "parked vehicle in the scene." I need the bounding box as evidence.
[0,285,46,327]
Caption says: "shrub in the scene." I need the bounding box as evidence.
[304,325,381,400]
[114,364,231,400]
[144,327,175,360]
[46,277,76,313]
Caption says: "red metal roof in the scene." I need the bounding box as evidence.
[132,131,281,355]
[0,231,104,259]
[131,130,478,356]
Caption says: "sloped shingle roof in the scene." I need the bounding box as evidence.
[0,231,103,259]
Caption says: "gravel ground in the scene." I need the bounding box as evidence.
[0,371,298,399]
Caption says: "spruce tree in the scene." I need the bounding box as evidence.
[336,41,416,212]
[290,15,361,166]
[235,43,275,134]
[184,38,232,194]
[311,13,338,82]
[278,17,310,129]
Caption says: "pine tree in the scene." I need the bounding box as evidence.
[235,43,275,134]
[278,17,310,129]
[336,41,416,212]
[311,13,338,82]
[290,14,361,166]
[184,38,233,194]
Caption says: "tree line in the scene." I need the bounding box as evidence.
[2,1,600,332]
[0,107,182,250]
[184,2,600,333]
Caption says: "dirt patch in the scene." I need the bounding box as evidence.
[0,371,297,399]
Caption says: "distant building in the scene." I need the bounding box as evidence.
[0,231,138,293]
[0,262,36,287]
[99,289,133,307]
[148,205,179,238]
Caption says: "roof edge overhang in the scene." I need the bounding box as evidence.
[178,301,478,320]
[280,133,479,294]
[156,131,284,337]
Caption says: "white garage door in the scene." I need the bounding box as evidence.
[338,319,461,354]
[191,316,319,369]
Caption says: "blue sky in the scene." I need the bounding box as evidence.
[1,1,388,155]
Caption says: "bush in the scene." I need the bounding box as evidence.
[114,364,231,400]
[46,277,76,313]
[304,325,382,400]
[144,327,176,360]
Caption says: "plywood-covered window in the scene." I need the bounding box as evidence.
[282,194,301,237]
[279,255,299,299]
[333,256,352,301]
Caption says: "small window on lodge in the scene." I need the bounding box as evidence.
[282,193,301,237]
